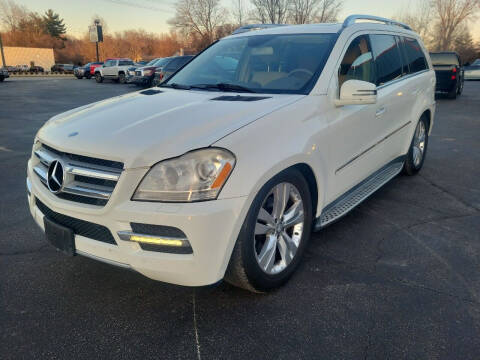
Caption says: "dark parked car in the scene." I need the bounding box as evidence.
[74,64,88,79]
[51,64,74,74]
[129,57,172,87]
[0,67,9,82]
[430,52,464,99]
[152,55,194,85]
[29,66,44,73]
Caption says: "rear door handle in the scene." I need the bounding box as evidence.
[376,107,386,117]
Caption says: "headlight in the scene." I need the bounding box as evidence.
[132,148,235,202]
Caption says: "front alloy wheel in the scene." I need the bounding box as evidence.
[254,183,304,274]
[225,168,312,292]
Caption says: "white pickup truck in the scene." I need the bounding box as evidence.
[94,58,135,84]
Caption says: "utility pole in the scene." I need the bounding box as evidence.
[94,20,100,62]
[89,20,103,62]
[0,33,6,68]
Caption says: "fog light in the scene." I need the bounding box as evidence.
[130,235,183,247]
[117,231,193,254]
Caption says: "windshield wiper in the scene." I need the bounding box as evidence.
[160,83,191,90]
[190,83,256,93]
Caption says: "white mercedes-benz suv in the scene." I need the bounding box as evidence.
[27,15,435,292]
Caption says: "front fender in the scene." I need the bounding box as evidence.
[215,96,330,218]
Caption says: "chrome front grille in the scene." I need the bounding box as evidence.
[33,143,123,206]
[135,70,142,76]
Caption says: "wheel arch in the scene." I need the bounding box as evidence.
[291,163,318,222]
[422,109,432,133]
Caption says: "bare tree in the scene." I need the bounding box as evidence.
[290,0,320,24]
[169,0,228,44]
[313,0,342,23]
[0,0,29,31]
[432,0,480,50]
[250,0,290,23]
[232,0,249,26]
[395,0,434,47]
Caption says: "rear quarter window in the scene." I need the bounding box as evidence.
[402,38,428,73]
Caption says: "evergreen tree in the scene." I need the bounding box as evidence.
[43,9,66,38]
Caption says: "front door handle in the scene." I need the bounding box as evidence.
[376,107,386,117]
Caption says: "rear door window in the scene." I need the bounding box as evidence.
[119,60,133,66]
[369,34,403,86]
[338,35,376,87]
[403,38,428,73]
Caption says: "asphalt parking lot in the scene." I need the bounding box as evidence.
[1,77,479,359]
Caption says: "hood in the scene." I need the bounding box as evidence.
[37,89,303,169]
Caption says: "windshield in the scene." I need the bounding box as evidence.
[145,59,159,66]
[152,58,169,67]
[165,33,336,94]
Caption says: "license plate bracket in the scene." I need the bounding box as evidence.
[44,217,75,256]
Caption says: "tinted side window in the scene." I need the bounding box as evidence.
[338,35,376,87]
[403,38,427,73]
[370,34,403,86]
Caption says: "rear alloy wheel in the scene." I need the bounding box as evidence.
[119,73,126,84]
[225,168,312,292]
[403,116,429,175]
[95,73,103,83]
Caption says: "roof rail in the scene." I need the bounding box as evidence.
[232,24,287,35]
[342,15,412,31]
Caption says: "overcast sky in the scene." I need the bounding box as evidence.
[17,0,480,40]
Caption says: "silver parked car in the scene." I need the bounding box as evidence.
[465,59,480,80]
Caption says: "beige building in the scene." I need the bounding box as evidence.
[4,47,55,70]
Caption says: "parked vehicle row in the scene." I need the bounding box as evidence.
[5,65,45,74]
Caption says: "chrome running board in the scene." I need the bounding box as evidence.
[315,157,405,230]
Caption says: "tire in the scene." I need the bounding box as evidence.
[85,74,91,79]
[95,73,103,83]
[119,73,126,84]
[0,77,4,82]
[76,75,82,79]
[403,116,429,176]
[224,168,313,292]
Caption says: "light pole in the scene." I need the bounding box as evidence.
[0,33,6,68]
[94,20,100,62]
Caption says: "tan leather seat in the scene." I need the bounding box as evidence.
[251,71,287,87]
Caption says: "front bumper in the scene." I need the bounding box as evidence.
[128,75,152,85]
[27,159,248,286]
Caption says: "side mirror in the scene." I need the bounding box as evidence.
[335,80,377,107]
